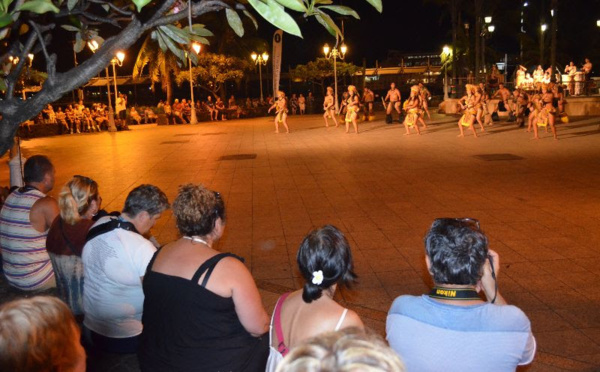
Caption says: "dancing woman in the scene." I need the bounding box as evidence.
[402,86,425,135]
[268,91,290,134]
[344,86,360,134]
[532,84,558,140]
[457,84,479,138]
[323,87,338,128]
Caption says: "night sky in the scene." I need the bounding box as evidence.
[49,0,599,76]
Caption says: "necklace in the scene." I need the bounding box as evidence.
[183,236,210,247]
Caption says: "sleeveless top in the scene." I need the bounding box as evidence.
[265,292,348,372]
[0,187,55,291]
[139,252,269,372]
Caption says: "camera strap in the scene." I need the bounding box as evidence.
[428,286,481,301]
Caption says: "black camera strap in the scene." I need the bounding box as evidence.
[86,217,139,243]
[428,286,481,301]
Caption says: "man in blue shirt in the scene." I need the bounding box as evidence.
[387,218,536,372]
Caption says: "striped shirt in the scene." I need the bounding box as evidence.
[0,188,55,291]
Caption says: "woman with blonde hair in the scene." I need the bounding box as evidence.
[323,87,338,128]
[457,84,479,138]
[47,175,101,317]
[345,85,360,134]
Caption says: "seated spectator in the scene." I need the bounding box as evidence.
[144,107,158,123]
[386,218,536,372]
[56,107,70,133]
[82,184,169,354]
[172,99,186,124]
[267,225,363,370]
[215,97,227,121]
[205,96,217,121]
[47,175,101,318]
[129,106,142,125]
[0,296,86,372]
[276,328,405,372]
[43,104,57,124]
[0,155,58,292]
[139,184,269,371]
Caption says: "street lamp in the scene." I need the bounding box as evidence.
[481,17,492,74]
[111,51,125,126]
[251,51,269,103]
[87,40,117,132]
[597,20,600,27]
[323,41,347,112]
[540,23,547,65]
[187,42,201,124]
[442,45,452,101]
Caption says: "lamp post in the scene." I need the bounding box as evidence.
[87,40,117,132]
[188,43,201,124]
[251,52,269,103]
[442,45,451,101]
[482,16,492,74]
[540,23,547,65]
[111,51,125,113]
[323,41,347,112]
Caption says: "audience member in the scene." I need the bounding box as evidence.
[139,184,269,371]
[386,218,536,372]
[0,155,58,291]
[129,106,142,125]
[82,184,169,354]
[0,296,86,372]
[275,328,405,372]
[46,175,101,317]
[215,97,227,121]
[266,225,363,371]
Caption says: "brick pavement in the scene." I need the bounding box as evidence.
[1,113,600,371]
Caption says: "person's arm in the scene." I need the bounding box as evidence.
[479,249,507,305]
[227,259,270,336]
[30,196,59,232]
[339,309,364,330]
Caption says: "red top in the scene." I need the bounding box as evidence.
[46,216,94,256]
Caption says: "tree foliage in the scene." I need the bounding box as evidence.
[175,52,251,98]
[0,0,382,155]
[290,57,358,94]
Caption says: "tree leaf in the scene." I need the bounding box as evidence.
[0,77,6,92]
[159,25,189,45]
[225,8,244,37]
[189,34,209,45]
[318,5,359,19]
[61,24,80,32]
[314,9,341,38]
[314,0,333,4]
[0,0,12,13]
[18,0,60,14]
[247,0,302,38]
[157,29,185,62]
[101,4,109,12]
[74,32,85,53]
[0,27,9,40]
[273,0,306,12]
[242,10,258,30]
[131,0,152,13]
[363,0,382,13]
[191,24,214,37]
[0,14,13,28]
[67,0,78,11]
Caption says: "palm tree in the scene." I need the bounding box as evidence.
[132,35,181,104]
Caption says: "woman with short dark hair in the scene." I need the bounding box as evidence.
[266,225,363,371]
[139,184,269,372]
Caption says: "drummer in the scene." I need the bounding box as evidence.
[564,62,577,94]
[582,58,592,95]
[533,65,544,87]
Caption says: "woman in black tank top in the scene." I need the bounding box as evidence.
[139,185,269,371]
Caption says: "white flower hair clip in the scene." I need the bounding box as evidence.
[312,270,324,285]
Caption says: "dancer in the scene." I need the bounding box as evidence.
[492,83,513,119]
[533,84,558,140]
[472,86,485,131]
[418,83,432,120]
[514,89,529,128]
[384,82,402,124]
[362,87,375,121]
[298,94,306,115]
[344,85,360,134]
[323,87,338,128]
[515,66,526,89]
[526,91,542,133]
[457,84,479,138]
[479,83,493,126]
[268,91,290,134]
[402,86,423,135]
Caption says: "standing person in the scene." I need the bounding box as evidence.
[457,84,479,138]
[163,101,173,125]
[307,92,315,114]
[338,91,349,118]
[362,87,375,121]
[515,65,527,88]
[418,83,432,120]
[492,83,513,118]
[46,175,101,317]
[387,218,536,372]
[0,155,58,292]
[268,91,290,134]
[116,93,127,125]
[532,84,558,140]
[384,82,402,123]
[139,184,269,372]
[564,62,577,95]
[479,83,493,126]
[582,58,593,95]
[290,94,299,115]
[82,185,169,354]
[344,85,360,134]
[402,86,423,135]
[323,87,338,128]
[298,94,306,115]
[266,225,364,371]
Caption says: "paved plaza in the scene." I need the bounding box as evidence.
[2,112,600,371]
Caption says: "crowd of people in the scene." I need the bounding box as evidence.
[0,154,536,372]
[515,59,593,97]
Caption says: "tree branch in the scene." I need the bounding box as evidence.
[28,21,56,83]
[144,0,228,30]
[88,0,134,16]
[5,29,37,98]
[81,10,121,27]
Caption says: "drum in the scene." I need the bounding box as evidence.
[574,72,584,82]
